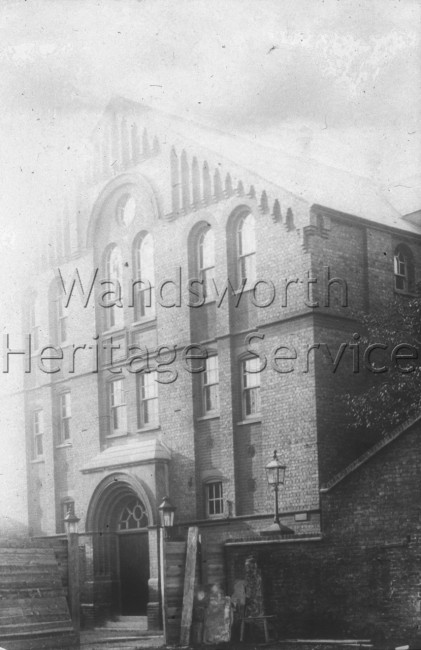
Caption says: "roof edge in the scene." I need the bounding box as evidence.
[320,412,421,493]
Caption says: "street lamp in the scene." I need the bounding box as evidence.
[158,496,176,531]
[263,450,293,535]
[158,496,176,646]
[63,503,80,636]
[64,503,80,537]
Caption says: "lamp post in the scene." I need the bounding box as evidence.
[263,450,293,535]
[64,504,80,638]
[158,496,176,645]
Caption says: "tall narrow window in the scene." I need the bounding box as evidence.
[59,392,71,442]
[57,291,68,344]
[202,355,219,414]
[133,233,155,320]
[109,378,127,434]
[29,298,39,351]
[137,371,159,429]
[237,213,256,284]
[206,481,224,517]
[242,357,261,418]
[104,246,124,330]
[198,227,215,301]
[394,245,414,293]
[33,410,44,458]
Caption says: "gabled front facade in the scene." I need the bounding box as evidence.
[21,97,421,632]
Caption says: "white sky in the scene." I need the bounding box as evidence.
[0,0,420,305]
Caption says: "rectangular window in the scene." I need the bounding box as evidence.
[206,482,224,517]
[110,379,127,434]
[137,371,159,429]
[242,357,261,417]
[60,392,72,442]
[202,355,219,414]
[33,410,44,458]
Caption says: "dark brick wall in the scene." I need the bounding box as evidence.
[226,419,421,643]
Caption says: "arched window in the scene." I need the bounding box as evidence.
[237,213,256,284]
[116,194,136,228]
[133,233,155,320]
[198,226,215,301]
[104,245,124,330]
[394,244,415,293]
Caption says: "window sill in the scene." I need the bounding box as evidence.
[233,286,255,296]
[197,413,220,422]
[394,288,418,298]
[56,442,72,449]
[137,425,161,433]
[102,326,126,336]
[205,514,226,520]
[132,317,157,328]
[236,417,262,426]
[102,359,127,367]
[106,431,129,439]
[30,457,45,464]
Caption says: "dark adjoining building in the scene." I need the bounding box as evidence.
[15,97,421,642]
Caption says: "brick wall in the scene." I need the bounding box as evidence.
[225,419,421,643]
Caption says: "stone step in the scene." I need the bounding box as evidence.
[80,629,164,649]
[93,628,162,638]
[105,616,147,626]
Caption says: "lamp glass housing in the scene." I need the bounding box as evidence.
[64,512,80,535]
[158,496,176,528]
[265,451,286,486]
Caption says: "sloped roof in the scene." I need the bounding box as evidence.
[320,412,421,493]
[384,174,421,227]
[81,438,171,474]
[104,97,421,234]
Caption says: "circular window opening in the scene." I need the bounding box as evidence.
[117,194,136,227]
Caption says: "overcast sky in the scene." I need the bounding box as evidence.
[0,0,420,298]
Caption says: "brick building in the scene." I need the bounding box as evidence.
[18,98,421,639]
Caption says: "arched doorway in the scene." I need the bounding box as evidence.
[86,473,154,619]
[117,496,149,614]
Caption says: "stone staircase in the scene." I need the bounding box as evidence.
[0,543,78,649]
[80,616,164,649]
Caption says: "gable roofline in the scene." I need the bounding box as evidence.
[91,96,420,234]
[320,412,421,493]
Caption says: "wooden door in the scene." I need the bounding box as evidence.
[118,532,149,615]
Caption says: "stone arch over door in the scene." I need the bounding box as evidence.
[85,472,159,625]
